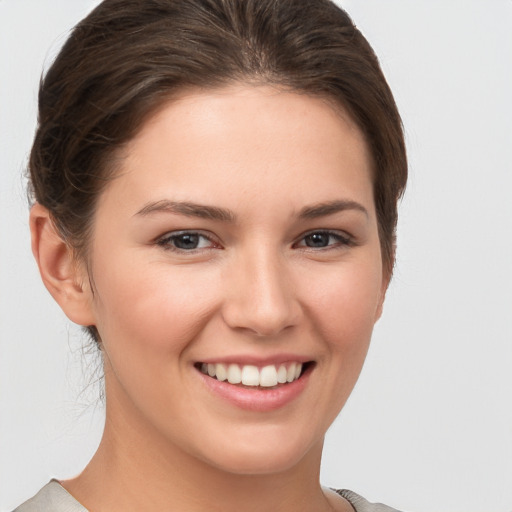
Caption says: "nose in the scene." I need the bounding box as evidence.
[221,247,301,337]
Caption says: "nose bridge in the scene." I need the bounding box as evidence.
[222,241,299,336]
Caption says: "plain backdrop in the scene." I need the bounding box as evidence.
[1,1,511,511]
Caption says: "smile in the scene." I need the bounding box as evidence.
[197,362,306,388]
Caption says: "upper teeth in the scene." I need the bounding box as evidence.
[200,363,303,387]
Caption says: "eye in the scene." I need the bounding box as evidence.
[295,230,353,249]
[156,231,218,252]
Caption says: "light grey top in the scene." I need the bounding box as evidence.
[14,481,402,512]
[13,482,87,512]
[336,489,402,512]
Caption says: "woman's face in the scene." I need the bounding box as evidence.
[83,85,386,474]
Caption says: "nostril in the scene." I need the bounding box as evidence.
[222,306,301,338]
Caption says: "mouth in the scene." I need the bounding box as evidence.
[195,361,313,389]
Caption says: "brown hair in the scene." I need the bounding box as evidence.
[30,0,407,340]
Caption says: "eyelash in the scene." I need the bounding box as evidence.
[156,229,354,253]
[156,231,218,252]
[293,230,355,250]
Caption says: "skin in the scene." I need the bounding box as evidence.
[31,85,388,512]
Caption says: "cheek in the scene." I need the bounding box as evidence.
[91,253,221,359]
[303,257,383,355]
[90,257,224,424]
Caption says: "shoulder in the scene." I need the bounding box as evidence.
[336,489,404,512]
[12,481,87,512]
[14,482,400,512]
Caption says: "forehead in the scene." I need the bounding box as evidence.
[99,84,375,217]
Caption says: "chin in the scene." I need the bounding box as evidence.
[206,449,309,476]
[194,426,323,476]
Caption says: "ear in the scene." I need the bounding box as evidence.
[374,257,394,323]
[30,203,96,327]
[374,275,389,323]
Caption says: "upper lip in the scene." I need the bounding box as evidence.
[196,354,313,366]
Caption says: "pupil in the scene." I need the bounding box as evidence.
[175,234,199,249]
[306,233,329,247]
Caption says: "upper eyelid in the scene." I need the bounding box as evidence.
[295,229,353,242]
[292,230,356,251]
[154,228,353,247]
[156,229,214,241]
[156,230,220,248]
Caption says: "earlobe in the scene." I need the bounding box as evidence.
[30,203,96,327]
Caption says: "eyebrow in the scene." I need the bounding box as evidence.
[135,198,368,222]
[135,200,236,222]
[298,199,368,219]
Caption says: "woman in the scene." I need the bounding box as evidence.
[14,0,407,510]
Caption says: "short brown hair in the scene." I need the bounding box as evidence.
[30,0,407,339]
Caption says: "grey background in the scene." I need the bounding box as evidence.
[1,1,511,511]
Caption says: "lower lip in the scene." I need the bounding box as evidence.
[197,366,312,412]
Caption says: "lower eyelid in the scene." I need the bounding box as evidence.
[155,230,354,250]
[295,231,354,248]
[156,231,217,250]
